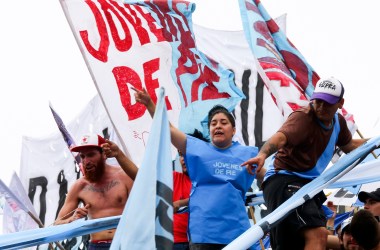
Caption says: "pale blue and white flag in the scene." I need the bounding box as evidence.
[110,88,173,250]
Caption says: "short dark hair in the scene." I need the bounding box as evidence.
[351,210,380,250]
[339,224,351,240]
[207,105,235,128]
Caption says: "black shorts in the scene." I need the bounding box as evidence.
[262,174,327,250]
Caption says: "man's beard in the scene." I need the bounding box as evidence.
[84,163,105,182]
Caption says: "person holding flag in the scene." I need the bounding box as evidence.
[54,134,137,250]
[134,88,264,250]
[242,77,367,250]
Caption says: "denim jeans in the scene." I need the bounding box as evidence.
[88,242,111,250]
[173,242,190,250]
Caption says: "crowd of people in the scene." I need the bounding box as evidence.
[53,77,379,250]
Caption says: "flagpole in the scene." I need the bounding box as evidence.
[27,212,65,250]
[356,129,378,159]
[248,206,265,250]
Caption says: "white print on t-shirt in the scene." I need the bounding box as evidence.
[213,161,243,176]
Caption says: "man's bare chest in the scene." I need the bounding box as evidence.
[80,179,128,204]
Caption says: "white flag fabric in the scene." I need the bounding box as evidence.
[2,173,39,234]
[110,88,173,249]
[59,0,245,168]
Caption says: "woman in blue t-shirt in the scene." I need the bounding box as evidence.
[134,88,264,250]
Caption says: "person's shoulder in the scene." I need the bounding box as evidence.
[187,134,208,143]
[291,104,313,116]
[109,164,127,174]
[285,104,314,125]
[110,165,134,181]
[336,112,346,122]
[70,177,89,191]
[232,141,258,152]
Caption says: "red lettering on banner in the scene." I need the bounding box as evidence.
[143,58,172,110]
[145,2,190,105]
[113,66,145,120]
[81,0,166,62]
[133,3,169,42]
[191,66,230,102]
[82,0,231,108]
[80,0,110,62]
[175,40,198,106]
[109,1,151,46]
[281,50,320,88]
[144,58,160,105]
[113,58,171,120]
[177,3,232,103]
[97,0,132,52]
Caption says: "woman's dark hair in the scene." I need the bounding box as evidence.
[207,105,235,128]
[188,129,209,142]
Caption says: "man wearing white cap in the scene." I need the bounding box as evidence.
[55,134,137,250]
[243,77,367,250]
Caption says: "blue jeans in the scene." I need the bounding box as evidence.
[174,242,190,250]
[88,242,111,250]
[189,243,226,250]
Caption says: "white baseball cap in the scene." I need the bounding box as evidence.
[70,134,106,152]
[311,77,345,104]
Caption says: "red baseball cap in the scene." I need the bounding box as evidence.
[70,134,106,152]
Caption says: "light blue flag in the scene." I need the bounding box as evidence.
[110,87,173,249]
[0,216,120,249]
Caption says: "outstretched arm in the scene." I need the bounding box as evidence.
[340,138,367,154]
[242,132,287,175]
[133,88,188,154]
[173,198,189,213]
[102,139,138,180]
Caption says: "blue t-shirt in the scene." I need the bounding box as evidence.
[185,135,258,244]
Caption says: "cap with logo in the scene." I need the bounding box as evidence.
[358,188,380,203]
[70,134,106,152]
[311,77,345,104]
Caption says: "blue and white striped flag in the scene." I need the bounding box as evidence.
[110,87,173,249]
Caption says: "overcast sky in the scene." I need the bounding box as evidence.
[1,0,379,185]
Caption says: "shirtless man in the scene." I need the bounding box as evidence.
[55,134,138,250]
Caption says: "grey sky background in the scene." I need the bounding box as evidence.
[0,0,379,186]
